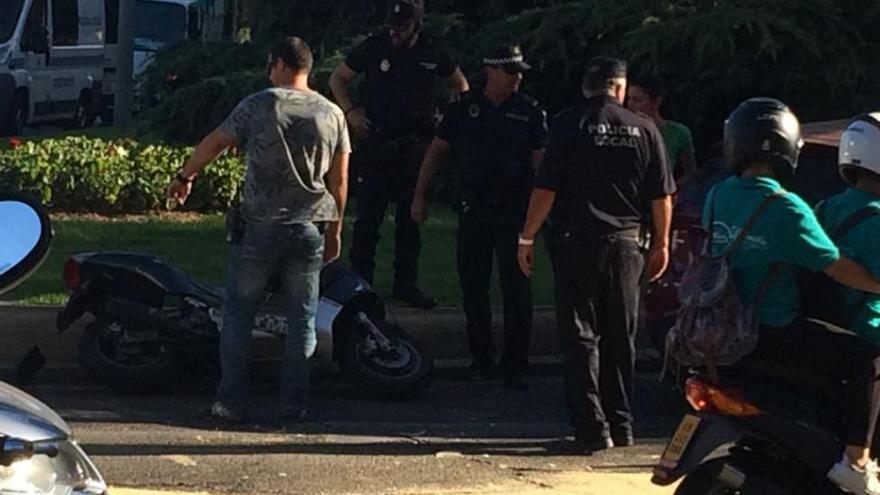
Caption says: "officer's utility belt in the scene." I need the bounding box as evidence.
[554,225,643,243]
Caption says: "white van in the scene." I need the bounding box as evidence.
[0,0,105,136]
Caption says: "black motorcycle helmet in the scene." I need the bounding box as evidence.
[723,97,803,183]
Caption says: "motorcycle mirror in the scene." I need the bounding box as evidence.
[0,193,52,296]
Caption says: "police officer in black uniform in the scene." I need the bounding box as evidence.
[517,57,675,452]
[329,0,469,308]
[411,44,548,389]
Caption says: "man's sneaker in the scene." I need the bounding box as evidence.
[209,401,248,424]
[610,426,634,447]
[827,455,880,494]
[392,288,437,309]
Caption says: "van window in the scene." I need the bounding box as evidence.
[77,0,105,44]
[134,0,186,51]
[20,0,49,53]
[1,0,26,44]
[52,0,79,46]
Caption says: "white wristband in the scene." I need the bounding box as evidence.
[518,235,534,246]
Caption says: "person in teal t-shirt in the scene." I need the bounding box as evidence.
[703,175,840,327]
[710,98,880,495]
[818,113,880,346]
[627,74,697,187]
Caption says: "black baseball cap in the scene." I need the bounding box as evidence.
[483,44,531,72]
[386,0,425,30]
[582,56,627,85]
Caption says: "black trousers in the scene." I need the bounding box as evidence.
[549,231,645,439]
[748,320,880,448]
[457,203,532,377]
[350,135,428,291]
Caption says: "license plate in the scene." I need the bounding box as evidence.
[659,414,701,468]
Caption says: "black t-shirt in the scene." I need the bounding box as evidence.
[437,90,548,206]
[534,95,676,234]
[345,32,457,136]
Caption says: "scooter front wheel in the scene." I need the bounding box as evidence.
[78,320,183,394]
[338,316,433,400]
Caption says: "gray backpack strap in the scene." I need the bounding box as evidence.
[832,206,880,241]
[754,263,784,305]
[719,191,786,259]
[832,205,880,311]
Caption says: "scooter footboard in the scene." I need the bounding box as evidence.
[652,413,742,486]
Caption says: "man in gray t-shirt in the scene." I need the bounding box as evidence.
[220,87,350,225]
[168,36,351,425]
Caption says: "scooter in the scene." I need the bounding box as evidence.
[0,192,108,494]
[56,252,434,399]
[651,359,853,494]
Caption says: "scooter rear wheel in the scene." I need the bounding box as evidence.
[78,320,183,394]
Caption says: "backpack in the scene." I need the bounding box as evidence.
[665,191,785,372]
[799,203,880,329]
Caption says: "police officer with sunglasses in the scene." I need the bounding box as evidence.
[412,45,548,388]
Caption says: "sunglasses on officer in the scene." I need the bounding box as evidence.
[490,65,523,76]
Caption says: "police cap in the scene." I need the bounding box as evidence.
[582,56,627,87]
[386,0,425,30]
[483,44,531,72]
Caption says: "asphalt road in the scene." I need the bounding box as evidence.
[19,369,687,494]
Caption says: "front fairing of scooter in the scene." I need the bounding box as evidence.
[315,261,386,360]
[0,381,69,442]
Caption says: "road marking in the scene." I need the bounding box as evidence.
[109,472,679,495]
[110,490,212,495]
[395,472,679,494]
[160,455,198,467]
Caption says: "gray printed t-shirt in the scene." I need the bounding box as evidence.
[219,87,351,225]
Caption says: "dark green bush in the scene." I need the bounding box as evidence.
[140,41,263,104]
[0,137,244,212]
[139,70,266,145]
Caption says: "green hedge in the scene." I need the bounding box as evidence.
[0,137,244,212]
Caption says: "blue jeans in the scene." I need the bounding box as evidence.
[216,222,324,412]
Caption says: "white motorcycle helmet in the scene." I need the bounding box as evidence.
[839,112,880,186]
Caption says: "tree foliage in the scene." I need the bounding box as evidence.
[140,0,880,153]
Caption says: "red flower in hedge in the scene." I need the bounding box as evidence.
[9,138,22,149]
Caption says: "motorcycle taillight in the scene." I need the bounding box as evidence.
[685,377,761,417]
[63,258,81,290]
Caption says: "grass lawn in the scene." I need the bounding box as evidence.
[3,205,556,306]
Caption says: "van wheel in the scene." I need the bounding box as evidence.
[2,93,27,136]
[69,92,95,129]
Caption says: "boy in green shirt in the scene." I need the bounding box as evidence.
[627,75,697,187]
[708,98,880,495]
[819,114,880,345]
